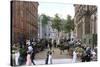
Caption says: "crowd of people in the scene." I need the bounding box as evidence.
[11,38,97,66]
[70,39,97,63]
[11,38,55,66]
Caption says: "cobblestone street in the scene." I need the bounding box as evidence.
[35,48,71,60]
[33,47,81,65]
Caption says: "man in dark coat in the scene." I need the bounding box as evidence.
[85,47,92,62]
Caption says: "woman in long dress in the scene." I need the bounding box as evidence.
[26,40,33,66]
[26,52,32,66]
[45,51,52,64]
[72,50,77,63]
[48,52,52,64]
[15,50,20,65]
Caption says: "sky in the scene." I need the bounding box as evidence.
[38,2,75,19]
[23,0,98,19]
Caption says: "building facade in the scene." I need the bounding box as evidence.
[38,16,58,40]
[74,4,97,47]
[46,20,58,40]
[11,1,39,44]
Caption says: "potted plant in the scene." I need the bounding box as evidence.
[75,47,84,58]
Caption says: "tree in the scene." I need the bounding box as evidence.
[52,14,62,32]
[64,15,74,40]
[41,14,49,26]
[52,14,62,44]
[39,14,50,38]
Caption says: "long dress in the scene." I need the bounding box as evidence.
[15,51,20,65]
[26,54,32,65]
[72,51,77,63]
[45,54,52,64]
[48,55,52,64]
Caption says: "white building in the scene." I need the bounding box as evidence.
[38,16,58,40]
[46,19,58,40]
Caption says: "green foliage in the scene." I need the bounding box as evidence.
[19,48,26,57]
[64,15,74,33]
[62,15,74,40]
[75,47,84,53]
[57,44,69,50]
[93,34,97,46]
[75,47,85,56]
[71,19,74,30]
[57,44,64,50]
[41,14,49,26]
[52,14,62,32]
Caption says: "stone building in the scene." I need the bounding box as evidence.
[74,4,97,47]
[38,16,58,40]
[11,1,39,44]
